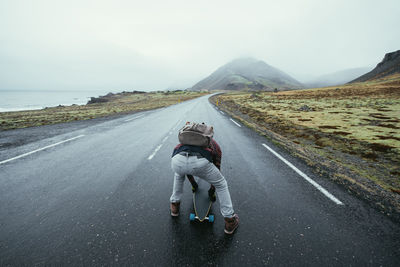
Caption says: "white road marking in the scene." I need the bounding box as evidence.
[230,119,241,127]
[0,135,85,165]
[173,119,183,130]
[124,115,144,122]
[147,118,188,161]
[262,143,344,205]
[220,111,225,115]
[148,144,163,160]
[148,132,173,160]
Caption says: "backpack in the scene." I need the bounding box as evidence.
[178,122,214,147]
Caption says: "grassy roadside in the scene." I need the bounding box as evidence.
[0,91,208,131]
[210,74,400,219]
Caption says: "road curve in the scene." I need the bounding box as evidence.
[0,95,399,266]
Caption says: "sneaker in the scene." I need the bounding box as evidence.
[170,202,180,217]
[224,214,239,234]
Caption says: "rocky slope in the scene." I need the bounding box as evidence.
[351,50,400,82]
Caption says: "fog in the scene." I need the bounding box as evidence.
[1,0,399,91]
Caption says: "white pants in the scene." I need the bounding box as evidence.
[170,154,235,218]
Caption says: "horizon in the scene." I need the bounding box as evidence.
[0,55,380,92]
[1,0,399,92]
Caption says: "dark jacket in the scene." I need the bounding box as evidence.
[172,139,222,169]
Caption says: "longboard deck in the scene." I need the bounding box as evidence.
[191,177,213,222]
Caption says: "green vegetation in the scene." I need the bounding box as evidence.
[0,90,208,131]
[211,74,400,193]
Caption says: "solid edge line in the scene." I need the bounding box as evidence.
[230,118,241,127]
[0,135,85,165]
[262,143,344,205]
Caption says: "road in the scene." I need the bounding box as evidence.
[0,95,399,266]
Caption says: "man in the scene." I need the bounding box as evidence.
[169,128,239,234]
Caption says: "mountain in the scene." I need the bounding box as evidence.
[350,50,400,83]
[304,67,372,88]
[191,58,303,91]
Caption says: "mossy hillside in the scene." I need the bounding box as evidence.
[228,95,399,153]
[212,74,400,191]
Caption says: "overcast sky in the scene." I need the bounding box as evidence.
[1,0,399,91]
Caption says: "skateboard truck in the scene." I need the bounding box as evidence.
[190,213,215,223]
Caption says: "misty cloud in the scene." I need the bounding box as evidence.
[0,0,399,91]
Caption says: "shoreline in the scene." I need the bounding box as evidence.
[0,89,117,113]
[0,91,208,131]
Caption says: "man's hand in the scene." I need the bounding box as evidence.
[215,162,221,170]
[186,175,198,192]
[208,185,216,202]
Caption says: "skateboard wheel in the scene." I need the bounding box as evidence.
[208,214,214,223]
[189,213,195,221]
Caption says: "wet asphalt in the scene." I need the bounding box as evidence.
[0,95,399,266]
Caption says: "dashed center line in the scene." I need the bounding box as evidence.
[262,143,344,205]
[124,115,144,122]
[173,119,183,130]
[0,135,85,165]
[230,119,241,127]
[148,124,179,160]
[148,144,163,160]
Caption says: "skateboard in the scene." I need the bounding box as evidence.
[187,175,215,223]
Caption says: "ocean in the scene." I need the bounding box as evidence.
[0,90,115,112]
